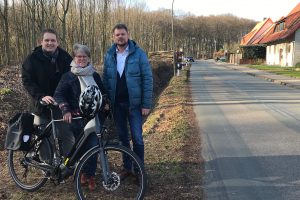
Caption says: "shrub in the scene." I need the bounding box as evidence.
[0,87,12,95]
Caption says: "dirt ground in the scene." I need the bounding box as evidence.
[0,65,203,199]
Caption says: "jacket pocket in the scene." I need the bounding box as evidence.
[127,65,140,76]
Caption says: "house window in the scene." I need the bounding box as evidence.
[279,22,285,30]
[274,25,279,32]
[287,44,291,53]
[274,21,285,32]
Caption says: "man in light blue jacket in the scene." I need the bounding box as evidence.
[103,23,153,180]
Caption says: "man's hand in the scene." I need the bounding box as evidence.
[141,108,150,116]
[41,96,55,104]
[63,112,72,123]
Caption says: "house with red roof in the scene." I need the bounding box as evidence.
[259,2,300,66]
[238,18,273,64]
[241,18,273,46]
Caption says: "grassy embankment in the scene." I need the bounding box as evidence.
[248,65,300,78]
[143,66,203,199]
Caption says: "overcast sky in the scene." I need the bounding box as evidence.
[145,0,299,21]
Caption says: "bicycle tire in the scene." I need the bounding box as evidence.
[74,145,147,200]
[8,136,52,192]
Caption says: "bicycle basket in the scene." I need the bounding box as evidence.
[5,112,34,151]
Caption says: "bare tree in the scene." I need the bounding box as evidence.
[0,0,256,66]
[57,0,70,48]
[0,0,10,65]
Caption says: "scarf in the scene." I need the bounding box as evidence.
[72,60,101,132]
[70,60,97,92]
[43,48,59,64]
[70,60,96,76]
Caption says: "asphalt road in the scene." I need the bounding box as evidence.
[190,60,300,200]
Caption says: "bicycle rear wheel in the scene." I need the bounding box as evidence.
[8,138,52,191]
[74,145,147,200]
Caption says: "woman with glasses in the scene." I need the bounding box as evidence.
[54,43,108,191]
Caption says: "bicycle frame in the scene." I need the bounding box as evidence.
[22,100,114,185]
[63,116,101,167]
[65,115,113,185]
[9,102,147,198]
[22,105,93,169]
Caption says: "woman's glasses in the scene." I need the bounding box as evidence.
[75,55,88,59]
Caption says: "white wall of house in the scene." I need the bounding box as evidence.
[266,29,300,67]
[266,42,295,66]
[294,29,300,66]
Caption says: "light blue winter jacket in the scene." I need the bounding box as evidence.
[103,40,153,109]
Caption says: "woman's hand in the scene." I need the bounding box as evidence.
[63,112,72,123]
[104,104,110,111]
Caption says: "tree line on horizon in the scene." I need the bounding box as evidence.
[0,0,256,66]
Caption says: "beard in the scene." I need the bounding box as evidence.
[116,38,128,47]
[117,42,127,47]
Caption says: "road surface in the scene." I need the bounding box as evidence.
[191,60,300,200]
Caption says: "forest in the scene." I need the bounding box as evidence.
[0,0,257,66]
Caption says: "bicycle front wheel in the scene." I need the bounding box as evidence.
[74,145,147,200]
[8,149,48,192]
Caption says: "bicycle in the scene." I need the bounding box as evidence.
[7,101,147,200]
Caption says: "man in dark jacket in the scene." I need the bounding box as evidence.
[103,24,153,180]
[22,28,73,157]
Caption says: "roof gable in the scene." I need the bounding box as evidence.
[259,3,300,44]
[288,2,300,16]
[240,18,273,45]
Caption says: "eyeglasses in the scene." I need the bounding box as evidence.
[75,55,88,59]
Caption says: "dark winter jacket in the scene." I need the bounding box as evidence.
[22,46,72,116]
[103,40,153,109]
[54,71,106,115]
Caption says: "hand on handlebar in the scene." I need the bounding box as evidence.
[63,112,72,123]
[41,96,56,105]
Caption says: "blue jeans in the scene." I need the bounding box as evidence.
[72,119,98,177]
[114,101,144,170]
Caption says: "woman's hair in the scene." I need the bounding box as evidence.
[72,43,91,57]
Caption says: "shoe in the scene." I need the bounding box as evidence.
[119,169,133,180]
[88,176,96,191]
[80,173,88,185]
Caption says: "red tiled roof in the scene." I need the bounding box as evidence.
[240,18,273,45]
[288,2,300,16]
[259,3,300,44]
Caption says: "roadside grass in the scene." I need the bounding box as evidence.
[248,65,300,78]
[143,66,203,199]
